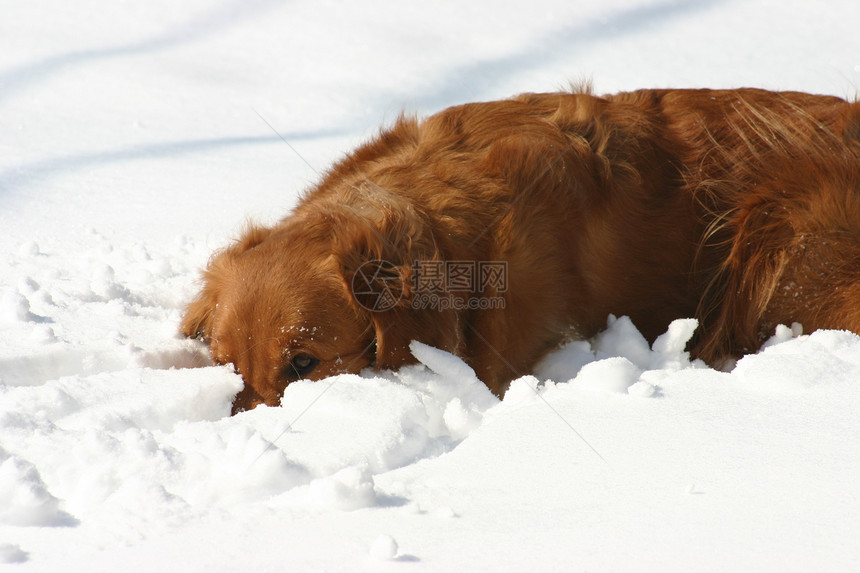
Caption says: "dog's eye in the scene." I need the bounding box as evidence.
[286,353,319,380]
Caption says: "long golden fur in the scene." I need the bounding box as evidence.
[182,88,860,414]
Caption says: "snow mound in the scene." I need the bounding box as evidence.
[0,448,72,527]
[369,534,400,561]
[530,316,701,399]
[306,466,378,511]
[0,543,28,564]
[734,329,860,393]
[0,291,38,325]
[574,356,643,394]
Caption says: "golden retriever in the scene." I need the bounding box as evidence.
[181,88,860,413]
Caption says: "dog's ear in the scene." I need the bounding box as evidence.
[180,285,219,341]
[368,294,462,370]
[333,189,463,368]
[344,257,461,368]
[181,223,275,341]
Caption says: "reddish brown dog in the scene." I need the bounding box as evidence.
[182,88,860,413]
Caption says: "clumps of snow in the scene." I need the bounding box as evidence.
[17,277,39,296]
[594,314,653,366]
[0,331,506,545]
[307,466,378,511]
[573,356,643,394]
[650,318,701,370]
[733,328,860,393]
[369,534,399,560]
[532,340,594,383]
[397,340,499,441]
[532,315,702,398]
[760,322,805,350]
[17,241,40,258]
[627,378,658,398]
[432,505,458,518]
[495,316,694,413]
[408,339,481,383]
[29,324,57,344]
[0,291,37,324]
[175,422,312,506]
[0,448,72,527]
[0,543,28,564]
[89,264,133,301]
[126,341,213,370]
[497,375,542,406]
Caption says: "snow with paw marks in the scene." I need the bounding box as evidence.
[2,0,860,570]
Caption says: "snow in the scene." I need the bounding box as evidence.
[369,534,400,561]
[2,0,860,570]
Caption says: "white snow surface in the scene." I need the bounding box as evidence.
[2,1,860,570]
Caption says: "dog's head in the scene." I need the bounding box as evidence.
[181,189,462,414]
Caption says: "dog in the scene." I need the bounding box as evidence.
[181,87,860,414]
